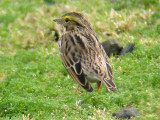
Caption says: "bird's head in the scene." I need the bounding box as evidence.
[54,12,93,32]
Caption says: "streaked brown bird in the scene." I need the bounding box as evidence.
[54,12,117,92]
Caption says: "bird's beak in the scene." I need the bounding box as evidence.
[53,19,63,24]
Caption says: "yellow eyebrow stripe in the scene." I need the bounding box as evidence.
[62,16,75,21]
[62,15,84,27]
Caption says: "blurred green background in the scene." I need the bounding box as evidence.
[0,0,159,119]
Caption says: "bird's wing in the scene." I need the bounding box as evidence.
[100,45,117,91]
[58,34,93,92]
[79,31,117,91]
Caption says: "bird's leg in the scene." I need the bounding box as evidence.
[96,82,101,92]
[74,85,80,92]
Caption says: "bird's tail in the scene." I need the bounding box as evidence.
[103,78,117,92]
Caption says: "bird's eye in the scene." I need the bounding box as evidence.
[65,18,70,22]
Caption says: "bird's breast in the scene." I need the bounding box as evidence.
[85,74,101,83]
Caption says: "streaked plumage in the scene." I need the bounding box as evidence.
[54,12,117,92]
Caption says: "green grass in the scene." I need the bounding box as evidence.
[0,0,160,119]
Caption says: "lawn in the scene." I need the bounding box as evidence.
[0,0,160,119]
